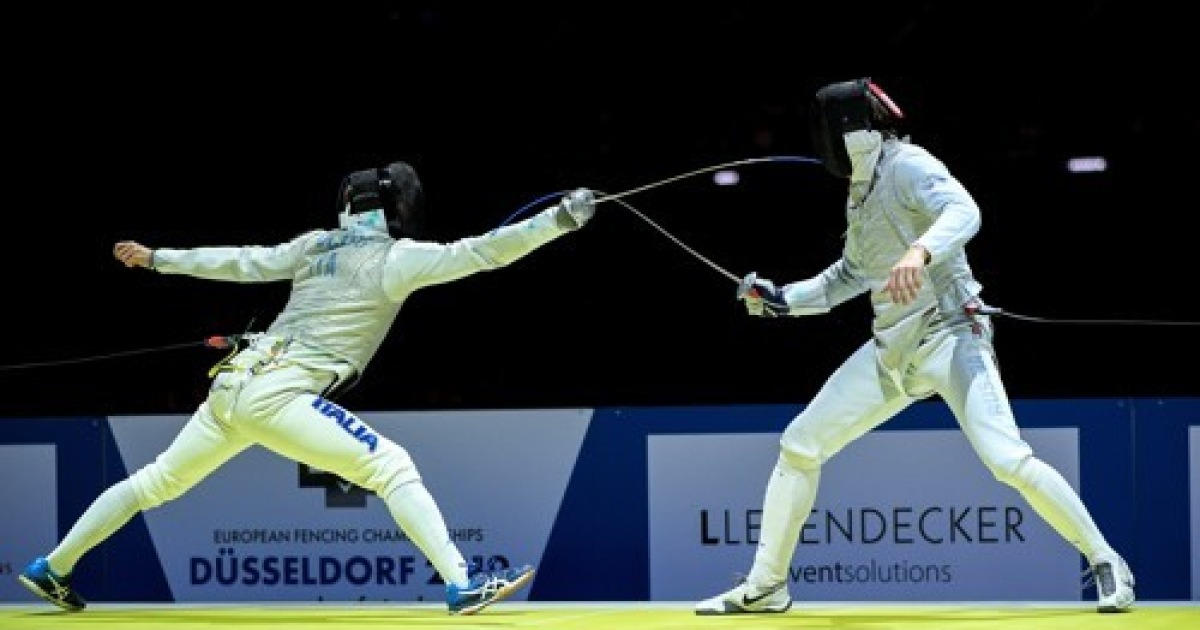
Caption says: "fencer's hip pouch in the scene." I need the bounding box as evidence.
[210,335,294,376]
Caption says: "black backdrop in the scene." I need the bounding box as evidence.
[5,2,1196,416]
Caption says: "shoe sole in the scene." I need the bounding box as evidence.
[695,599,793,615]
[17,575,85,612]
[453,568,536,616]
[1098,596,1135,614]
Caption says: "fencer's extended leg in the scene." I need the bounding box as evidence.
[241,388,468,588]
[384,482,470,587]
[936,333,1119,563]
[45,402,250,575]
[43,482,140,578]
[913,322,1133,612]
[747,341,911,590]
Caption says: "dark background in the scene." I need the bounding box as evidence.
[4,2,1196,417]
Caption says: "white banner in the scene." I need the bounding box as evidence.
[108,408,592,602]
[0,445,58,602]
[649,428,1083,601]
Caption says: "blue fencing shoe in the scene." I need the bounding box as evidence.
[446,564,535,615]
[18,557,87,612]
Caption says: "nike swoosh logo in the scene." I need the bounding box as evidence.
[742,590,772,606]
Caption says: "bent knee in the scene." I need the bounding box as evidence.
[779,435,823,472]
[130,462,195,509]
[986,453,1036,489]
[353,441,423,499]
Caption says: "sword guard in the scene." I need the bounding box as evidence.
[737,272,760,300]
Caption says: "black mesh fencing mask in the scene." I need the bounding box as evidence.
[338,161,425,237]
[809,78,904,178]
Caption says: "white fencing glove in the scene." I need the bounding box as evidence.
[736,272,788,317]
[554,188,596,230]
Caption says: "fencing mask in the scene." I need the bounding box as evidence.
[337,161,425,237]
[809,78,905,178]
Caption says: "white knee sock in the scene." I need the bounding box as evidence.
[383,481,469,588]
[1014,456,1116,563]
[47,479,142,575]
[747,455,820,589]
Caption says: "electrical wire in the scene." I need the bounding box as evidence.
[595,155,817,204]
[0,340,212,371]
[606,195,740,283]
[493,155,819,229]
[0,320,257,372]
[982,308,1200,327]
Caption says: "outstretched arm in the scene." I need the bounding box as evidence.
[381,189,596,298]
[112,233,314,282]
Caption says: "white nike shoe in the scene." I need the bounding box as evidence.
[694,578,792,615]
[1089,557,1135,613]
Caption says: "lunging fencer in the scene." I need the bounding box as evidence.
[694,78,1135,615]
[18,160,597,615]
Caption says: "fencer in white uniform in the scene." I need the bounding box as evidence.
[18,161,596,616]
[695,78,1135,615]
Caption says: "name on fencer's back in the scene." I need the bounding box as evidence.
[311,230,386,277]
[312,396,379,453]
